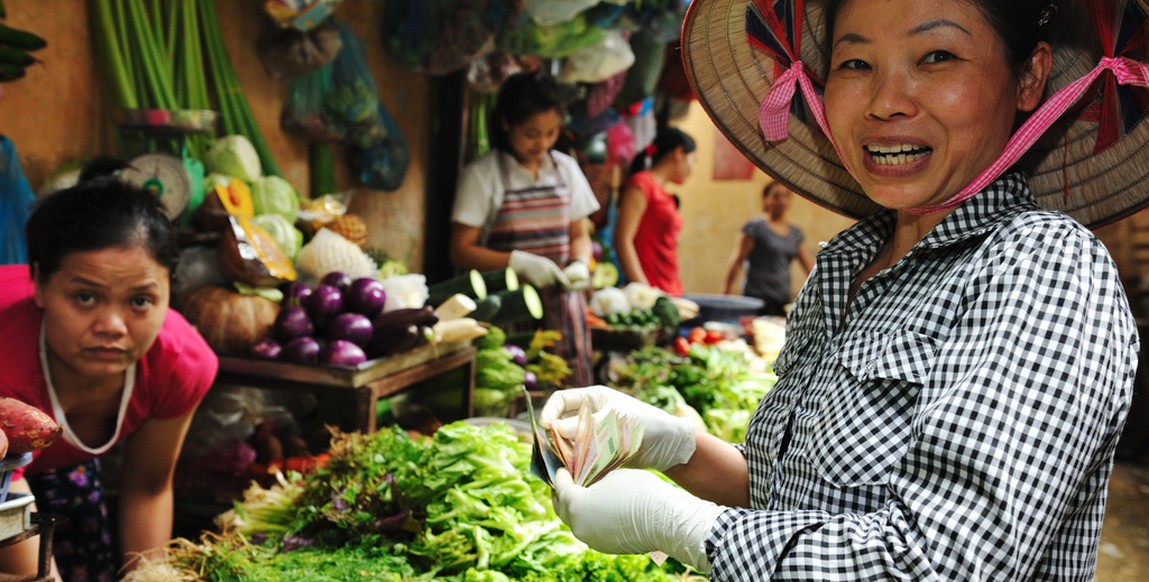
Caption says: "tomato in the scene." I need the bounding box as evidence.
[704,329,725,344]
[674,336,691,356]
[687,327,707,344]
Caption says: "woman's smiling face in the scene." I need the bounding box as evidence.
[823,0,1046,210]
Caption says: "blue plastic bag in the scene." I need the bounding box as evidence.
[351,103,410,192]
[0,135,35,265]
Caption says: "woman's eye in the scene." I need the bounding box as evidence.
[835,59,869,72]
[131,296,155,309]
[922,50,958,64]
[75,292,95,306]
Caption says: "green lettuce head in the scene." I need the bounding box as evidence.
[252,175,301,222]
[205,135,262,183]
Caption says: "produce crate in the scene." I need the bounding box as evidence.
[214,342,476,434]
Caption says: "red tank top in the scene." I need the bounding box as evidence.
[626,171,683,296]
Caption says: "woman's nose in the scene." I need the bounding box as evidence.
[92,308,128,336]
[865,68,918,121]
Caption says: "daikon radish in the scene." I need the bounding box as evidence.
[432,317,488,343]
[434,293,478,321]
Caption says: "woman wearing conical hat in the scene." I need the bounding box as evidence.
[541,0,1147,578]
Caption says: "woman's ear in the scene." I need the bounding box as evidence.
[1018,41,1053,112]
[30,262,45,308]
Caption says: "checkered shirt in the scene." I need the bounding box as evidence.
[706,173,1138,581]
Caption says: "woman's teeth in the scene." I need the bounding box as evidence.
[866,144,930,166]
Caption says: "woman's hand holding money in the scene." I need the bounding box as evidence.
[540,385,697,472]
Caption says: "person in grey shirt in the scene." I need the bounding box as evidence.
[724,181,814,316]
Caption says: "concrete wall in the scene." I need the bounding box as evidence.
[671,101,856,296]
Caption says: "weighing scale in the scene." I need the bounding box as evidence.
[113,108,217,224]
[118,152,196,222]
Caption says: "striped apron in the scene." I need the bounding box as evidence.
[486,154,593,386]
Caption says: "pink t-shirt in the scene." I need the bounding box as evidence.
[0,264,218,476]
[626,171,684,296]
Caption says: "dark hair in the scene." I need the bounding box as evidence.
[763,181,789,198]
[822,0,1056,77]
[77,156,131,183]
[26,177,179,283]
[627,126,697,175]
[489,72,568,153]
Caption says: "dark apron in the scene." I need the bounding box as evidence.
[486,154,593,386]
[27,459,118,582]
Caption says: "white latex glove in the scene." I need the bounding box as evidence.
[509,250,570,288]
[563,260,591,291]
[541,385,696,471]
[553,467,724,573]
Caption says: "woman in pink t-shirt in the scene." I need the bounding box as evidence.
[614,127,697,296]
[0,173,217,580]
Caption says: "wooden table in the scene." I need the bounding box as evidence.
[215,341,477,433]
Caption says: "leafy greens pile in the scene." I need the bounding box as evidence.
[618,344,776,443]
[146,422,698,581]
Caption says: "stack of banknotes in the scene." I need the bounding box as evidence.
[523,388,645,487]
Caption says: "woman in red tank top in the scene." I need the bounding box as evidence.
[614,127,697,296]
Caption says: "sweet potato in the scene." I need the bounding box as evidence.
[0,397,62,454]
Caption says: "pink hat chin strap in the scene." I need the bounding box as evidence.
[909,55,1149,215]
[758,56,1149,215]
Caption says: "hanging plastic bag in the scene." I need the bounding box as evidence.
[497,12,605,58]
[281,63,346,143]
[385,0,502,76]
[625,101,657,154]
[0,135,35,265]
[257,18,343,80]
[261,0,344,32]
[521,0,599,27]
[383,0,435,69]
[424,2,497,76]
[350,103,410,192]
[326,21,382,146]
[612,28,667,111]
[568,104,620,140]
[606,118,637,167]
[557,29,634,84]
[466,51,525,95]
[583,70,627,120]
